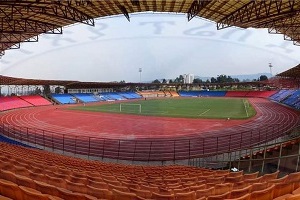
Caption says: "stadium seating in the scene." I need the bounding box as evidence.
[98,92,124,101]
[226,91,278,98]
[19,95,52,106]
[51,94,77,104]
[0,96,33,111]
[225,91,250,97]
[138,91,166,98]
[178,91,226,97]
[117,92,142,99]
[245,91,277,98]
[71,93,98,103]
[282,90,300,108]
[270,89,300,110]
[269,90,296,102]
[0,141,300,200]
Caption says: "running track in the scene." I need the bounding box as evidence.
[0,98,299,161]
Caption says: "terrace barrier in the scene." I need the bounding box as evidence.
[0,121,298,167]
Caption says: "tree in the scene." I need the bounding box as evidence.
[169,79,173,83]
[162,79,167,83]
[259,75,268,81]
[152,79,161,83]
[193,78,203,83]
[211,77,217,83]
[178,75,184,83]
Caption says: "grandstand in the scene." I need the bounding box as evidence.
[0,1,300,200]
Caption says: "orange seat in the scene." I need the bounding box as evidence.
[56,187,97,200]
[225,175,243,184]
[86,185,113,199]
[19,186,49,200]
[195,187,215,199]
[0,195,13,200]
[230,185,252,198]
[174,191,196,200]
[173,187,190,194]
[0,170,16,183]
[225,193,250,200]
[65,179,87,194]
[250,185,274,200]
[88,179,109,189]
[152,192,175,200]
[214,183,233,195]
[206,191,231,200]
[251,182,268,192]
[129,188,152,199]
[112,189,138,200]
[273,182,295,198]
[285,171,300,190]
[189,184,206,191]
[244,176,263,184]
[0,179,22,200]
[15,174,36,189]
[233,181,249,189]
[268,175,288,185]
[243,172,259,180]
[260,171,279,182]
[286,193,300,200]
[292,186,300,195]
[34,180,61,197]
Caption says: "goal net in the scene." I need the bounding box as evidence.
[119,103,142,113]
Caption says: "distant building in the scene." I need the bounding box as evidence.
[183,74,194,84]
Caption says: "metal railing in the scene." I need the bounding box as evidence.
[0,122,298,166]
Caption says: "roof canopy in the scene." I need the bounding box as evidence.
[276,64,300,78]
[1,0,300,57]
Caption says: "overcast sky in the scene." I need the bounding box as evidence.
[0,13,300,82]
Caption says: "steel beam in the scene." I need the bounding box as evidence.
[0,3,94,26]
[118,5,130,22]
[0,18,63,34]
[0,33,38,43]
[217,1,297,30]
[49,2,95,26]
[131,0,140,6]
[187,0,210,22]
[0,42,20,51]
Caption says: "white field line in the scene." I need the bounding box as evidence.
[198,109,210,116]
[243,100,249,117]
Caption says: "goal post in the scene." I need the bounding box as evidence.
[119,103,142,113]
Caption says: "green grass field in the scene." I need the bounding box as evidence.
[69,98,256,119]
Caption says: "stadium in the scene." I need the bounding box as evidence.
[0,1,300,200]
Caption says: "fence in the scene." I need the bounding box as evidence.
[0,121,298,167]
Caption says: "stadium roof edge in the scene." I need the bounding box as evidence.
[2,0,300,56]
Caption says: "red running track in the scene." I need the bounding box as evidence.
[0,98,299,161]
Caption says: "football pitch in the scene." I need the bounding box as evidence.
[70,98,256,119]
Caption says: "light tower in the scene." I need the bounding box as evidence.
[139,68,142,83]
[269,63,273,76]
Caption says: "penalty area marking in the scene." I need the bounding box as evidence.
[198,109,210,116]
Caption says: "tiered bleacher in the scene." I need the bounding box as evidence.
[270,89,300,110]
[179,91,227,97]
[138,91,166,98]
[51,92,142,104]
[117,92,142,99]
[99,92,126,101]
[179,91,277,98]
[51,94,77,104]
[19,96,52,106]
[0,96,33,111]
[72,93,99,103]
[0,142,299,200]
